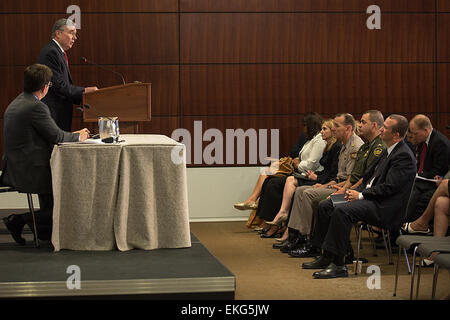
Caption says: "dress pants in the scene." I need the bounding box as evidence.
[20,193,54,240]
[287,186,334,235]
[311,198,380,257]
[405,179,436,222]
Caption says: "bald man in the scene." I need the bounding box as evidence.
[405,114,450,222]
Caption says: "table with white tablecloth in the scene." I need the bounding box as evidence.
[50,134,191,251]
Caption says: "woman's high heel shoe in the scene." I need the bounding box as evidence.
[260,225,282,238]
[266,213,288,226]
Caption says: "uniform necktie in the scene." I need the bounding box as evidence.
[418,143,427,174]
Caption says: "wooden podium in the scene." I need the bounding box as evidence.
[82,83,151,133]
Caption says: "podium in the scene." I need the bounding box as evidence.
[82,83,151,133]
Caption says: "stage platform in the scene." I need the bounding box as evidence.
[0,232,235,300]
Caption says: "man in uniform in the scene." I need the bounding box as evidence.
[279,113,364,253]
[302,115,416,279]
[286,110,386,258]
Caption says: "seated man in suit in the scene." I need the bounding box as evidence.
[302,114,416,279]
[1,64,90,245]
[405,114,450,223]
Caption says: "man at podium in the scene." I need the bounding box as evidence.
[1,64,90,245]
[37,18,98,131]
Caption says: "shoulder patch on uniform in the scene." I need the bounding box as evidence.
[350,152,358,159]
[373,147,383,157]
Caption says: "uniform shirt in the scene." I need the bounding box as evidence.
[349,134,387,185]
[336,132,364,182]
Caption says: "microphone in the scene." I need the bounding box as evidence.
[81,56,125,85]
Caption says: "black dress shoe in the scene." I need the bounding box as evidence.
[280,237,306,253]
[302,255,331,269]
[313,263,348,279]
[290,244,321,258]
[2,215,26,245]
[272,239,289,249]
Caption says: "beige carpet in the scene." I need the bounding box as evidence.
[190,221,450,300]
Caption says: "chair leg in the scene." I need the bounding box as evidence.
[367,225,377,256]
[409,246,418,300]
[381,229,391,264]
[355,224,363,275]
[26,193,40,248]
[431,263,439,300]
[415,258,422,300]
[393,244,402,297]
[403,248,411,274]
[385,229,393,265]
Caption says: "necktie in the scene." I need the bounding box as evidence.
[63,51,69,66]
[418,143,428,174]
[366,151,387,188]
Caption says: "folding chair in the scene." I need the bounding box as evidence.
[354,222,393,276]
[431,253,450,300]
[414,239,450,299]
[0,185,40,247]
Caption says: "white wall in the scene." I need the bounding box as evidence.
[0,167,262,222]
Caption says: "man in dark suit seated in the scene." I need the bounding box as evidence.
[1,64,90,245]
[405,114,450,223]
[37,18,98,131]
[301,114,416,279]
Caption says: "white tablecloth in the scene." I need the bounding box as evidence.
[50,134,191,251]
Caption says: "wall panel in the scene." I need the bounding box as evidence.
[0,2,448,167]
[0,0,178,12]
[180,0,435,12]
[438,0,450,11]
[181,64,434,116]
[181,13,434,63]
[438,13,450,61]
[438,64,450,138]
[0,13,178,66]
[0,66,179,118]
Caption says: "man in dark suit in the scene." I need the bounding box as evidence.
[405,114,450,222]
[1,64,90,244]
[301,114,416,279]
[37,18,98,131]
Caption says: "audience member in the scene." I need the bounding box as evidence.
[277,113,364,253]
[405,115,450,223]
[269,119,342,243]
[284,111,385,256]
[302,114,416,279]
[256,112,325,237]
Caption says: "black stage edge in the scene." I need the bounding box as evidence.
[0,233,235,300]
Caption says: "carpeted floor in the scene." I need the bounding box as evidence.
[190,221,450,300]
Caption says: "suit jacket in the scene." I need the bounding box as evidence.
[356,139,416,229]
[1,93,80,194]
[37,40,85,131]
[417,129,450,179]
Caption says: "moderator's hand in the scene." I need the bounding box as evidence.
[345,189,360,202]
[84,86,99,93]
[74,128,90,141]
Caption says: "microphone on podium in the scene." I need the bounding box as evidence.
[80,56,126,85]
